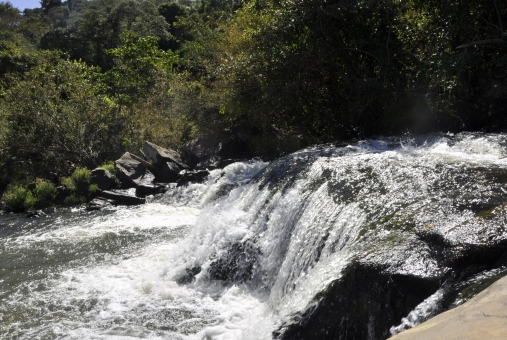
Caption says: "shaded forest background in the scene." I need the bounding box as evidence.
[0,0,506,187]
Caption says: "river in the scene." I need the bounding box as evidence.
[2,132,507,339]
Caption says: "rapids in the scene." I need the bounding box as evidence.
[2,132,507,339]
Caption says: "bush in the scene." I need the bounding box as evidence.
[71,167,91,183]
[60,177,76,191]
[33,179,57,209]
[89,183,99,194]
[2,183,32,212]
[64,195,85,205]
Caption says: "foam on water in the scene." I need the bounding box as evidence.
[2,133,507,339]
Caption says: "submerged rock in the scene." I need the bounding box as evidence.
[207,240,260,283]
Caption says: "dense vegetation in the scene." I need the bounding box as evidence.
[0,0,506,190]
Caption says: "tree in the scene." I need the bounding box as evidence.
[0,58,122,178]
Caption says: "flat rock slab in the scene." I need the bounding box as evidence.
[99,190,146,205]
[391,275,507,340]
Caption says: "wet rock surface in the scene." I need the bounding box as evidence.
[98,190,146,205]
[135,184,167,198]
[207,240,260,283]
[177,170,210,187]
[275,261,441,340]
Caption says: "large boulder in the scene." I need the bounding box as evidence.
[143,141,189,170]
[180,130,252,169]
[142,142,190,182]
[90,168,117,191]
[115,152,154,188]
[158,161,181,183]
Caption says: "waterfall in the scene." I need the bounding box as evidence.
[2,132,507,339]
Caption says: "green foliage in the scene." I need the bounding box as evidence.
[33,179,57,209]
[1,179,57,211]
[1,183,32,212]
[99,161,116,173]
[71,167,91,183]
[64,195,85,205]
[0,0,506,186]
[1,58,124,179]
[88,183,99,194]
[60,177,76,191]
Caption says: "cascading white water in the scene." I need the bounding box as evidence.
[2,132,507,339]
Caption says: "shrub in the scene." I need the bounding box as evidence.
[60,177,76,191]
[33,179,57,209]
[89,183,99,194]
[64,195,85,206]
[2,183,32,212]
[23,191,36,210]
[71,167,91,183]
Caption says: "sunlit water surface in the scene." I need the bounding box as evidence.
[2,133,507,339]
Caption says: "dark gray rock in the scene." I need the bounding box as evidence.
[176,266,202,285]
[207,240,259,283]
[99,190,146,205]
[157,161,181,183]
[90,168,117,191]
[177,170,210,187]
[275,261,441,340]
[180,130,252,169]
[115,152,154,188]
[26,210,47,218]
[143,141,189,170]
[55,186,72,206]
[135,184,167,197]
[86,197,113,211]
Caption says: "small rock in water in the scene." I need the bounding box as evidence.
[86,197,113,211]
[177,170,210,187]
[99,190,146,205]
[26,210,47,218]
[135,184,167,197]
